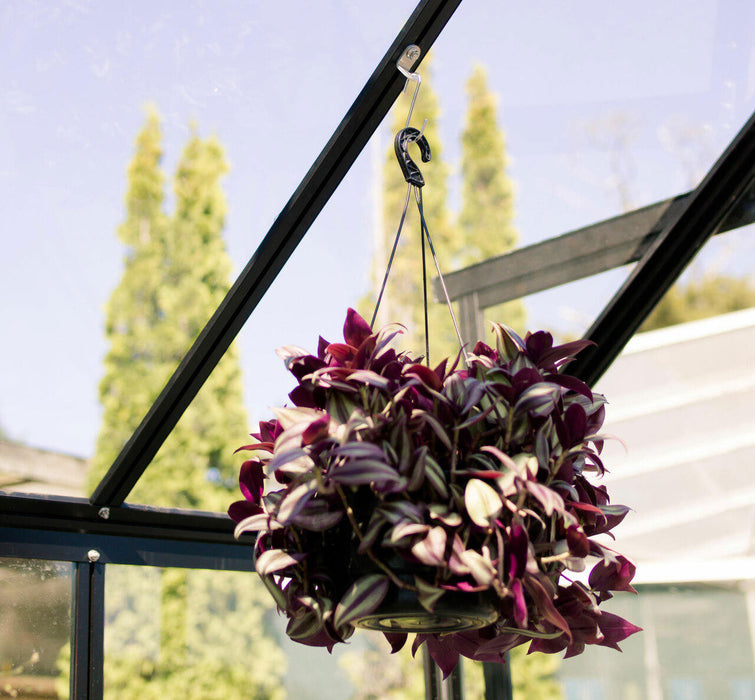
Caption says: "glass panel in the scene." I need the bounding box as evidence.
[103,565,284,699]
[492,268,633,342]
[4,1,754,497]
[0,558,72,699]
[287,628,419,700]
[431,0,755,344]
[557,586,755,699]
[0,0,416,482]
[4,1,753,502]
[103,565,412,700]
[434,1,755,236]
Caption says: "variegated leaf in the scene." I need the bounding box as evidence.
[255,549,305,576]
[333,574,390,632]
[234,512,281,537]
[271,406,324,430]
[465,478,503,526]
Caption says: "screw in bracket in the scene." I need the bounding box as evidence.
[398,45,421,73]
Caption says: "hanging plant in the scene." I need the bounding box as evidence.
[229,308,640,676]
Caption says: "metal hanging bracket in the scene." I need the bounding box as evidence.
[397,45,423,128]
[397,44,421,74]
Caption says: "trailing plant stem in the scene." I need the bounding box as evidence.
[334,484,413,591]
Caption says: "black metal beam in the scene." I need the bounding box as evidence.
[91,0,463,507]
[434,184,754,307]
[0,527,254,571]
[484,660,513,700]
[0,492,245,545]
[570,110,755,385]
[70,560,104,700]
[0,493,255,569]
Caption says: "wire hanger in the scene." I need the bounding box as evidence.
[371,46,466,367]
[397,52,422,130]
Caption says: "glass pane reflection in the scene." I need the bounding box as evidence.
[557,586,755,700]
[103,565,284,699]
[0,558,71,698]
[103,565,414,700]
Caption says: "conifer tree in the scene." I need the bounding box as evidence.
[459,64,525,334]
[76,110,284,700]
[640,272,755,331]
[89,119,248,511]
[90,107,168,494]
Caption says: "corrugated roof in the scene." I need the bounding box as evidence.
[596,308,755,583]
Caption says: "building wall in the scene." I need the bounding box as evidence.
[0,440,87,497]
[559,308,755,699]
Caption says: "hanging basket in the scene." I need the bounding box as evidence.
[344,554,499,634]
[354,586,499,633]
[229,308,641,675]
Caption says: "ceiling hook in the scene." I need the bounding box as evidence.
[397,45,422,129]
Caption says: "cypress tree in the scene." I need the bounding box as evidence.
[79,110,284,700]
[127,129,248,511]
[90,120,248,511]
[459,64,525,334]
[90,107,169,494]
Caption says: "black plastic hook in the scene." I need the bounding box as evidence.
[394,127,431,187]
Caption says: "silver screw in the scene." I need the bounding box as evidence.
[406,46,420,61]
[87,549,101,563]
[98,507,110,520]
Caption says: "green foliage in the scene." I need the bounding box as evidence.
[460,65,526,335]
[89,112,247,510]
[73,109,283,699]
[89,107,169,496]
[340,635,425,700]
[641,273,755,332]
[511,646,563,700]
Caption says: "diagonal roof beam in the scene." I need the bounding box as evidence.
[570,110,755,385]
[92,0,463,507]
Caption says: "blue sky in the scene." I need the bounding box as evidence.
[2,0,754,459]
